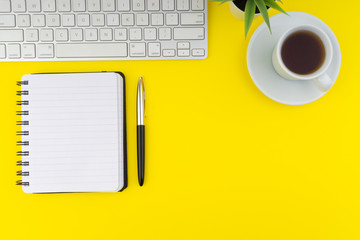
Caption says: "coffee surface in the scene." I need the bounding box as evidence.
[281,30,326,75]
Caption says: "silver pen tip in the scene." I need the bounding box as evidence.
[137,77,146,118]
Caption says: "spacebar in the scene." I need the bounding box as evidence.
[56,43,128,58]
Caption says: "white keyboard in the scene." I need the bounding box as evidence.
[0,0,207,61]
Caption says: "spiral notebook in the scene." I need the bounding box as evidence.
[16,72,127,193]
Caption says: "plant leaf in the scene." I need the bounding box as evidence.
[209,0,233,4]
[244,0,256,39]
[254,0,271,34]
[263,0,288,15]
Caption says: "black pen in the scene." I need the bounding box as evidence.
[137,77,145,186]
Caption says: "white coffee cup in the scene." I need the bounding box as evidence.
[272,25,334,92]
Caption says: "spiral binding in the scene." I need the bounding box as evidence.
[16,91,28,96]
[17,80,30,187]
[17,80,28,86]
[16,161,29,166]
[16,180,29,186]
[17,141,29,146]
[17,151,29,156]
[16,111,29,116]
[16,131,29,136]
[17,171,29,176]
[17,101,29,106]
[16,121,29,126]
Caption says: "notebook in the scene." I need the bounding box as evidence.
[16,72,127,193]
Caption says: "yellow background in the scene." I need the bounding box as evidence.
[1,0,359,239]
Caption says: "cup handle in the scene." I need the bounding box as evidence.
[312,74,333,92]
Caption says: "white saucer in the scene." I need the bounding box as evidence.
[247,11,341,105]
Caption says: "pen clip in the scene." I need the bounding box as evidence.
[140,77,146,118]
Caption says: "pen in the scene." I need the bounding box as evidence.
[137,77,145,186]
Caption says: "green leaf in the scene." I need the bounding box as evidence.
[254,0,272,34]
[263,0,288,15]
[244,0,256,39]
[209,0,233,4]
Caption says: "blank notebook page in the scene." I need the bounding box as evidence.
[20,73,124,193]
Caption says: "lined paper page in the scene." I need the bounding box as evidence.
[21,73,124,193]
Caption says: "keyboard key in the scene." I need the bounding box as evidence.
[177,0,189,11]
[162,0,175,11]
[92,14,105,27]
[114,28,127,41]
[107,13,120,26]
[0,30,24,42]
[144,28,156,40]
[148,0,160,11]
[103,0,115,12]
[18,15,31,27]
[42,0,56,12]
[13,0,27,13]
[163,49,175,57]
[56,43,128,57]
[85,28,97,41]
[32,14,46,27]
[117,0,130,11]
[8,44,21,58]
[38,43,54,57]
[136,14,149,26]
[151,13,163,26]
[129,28,142,40]
[159,28,171,40]
[0,0,11,12]
[0,44,6,58]
[100,28,113,41]
[122,13,134,26]
[192,48,205,56]
[192,0,204,10]
[40,29,54,42]
[166,13,178,26]
[148,42,160,57]
[132,0,145,11]
[55,29,68,41]
[181,13,204,25]
[27,0,41,12]
[47,14,60,27]
[88,0,100,11]
[173,28,204,40]
[73,0,86,12]
[57,0,71,12]
[177,42,190,49]
[22,44,36,58]
[62,14,75,27]
[70,28,83,41]
[0,14,16,27]
[25,29,39,42]
[77,14,90,27]
[178,49,190,57]
[130,42,145,57]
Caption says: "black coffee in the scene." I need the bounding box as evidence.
[281,30,326,75]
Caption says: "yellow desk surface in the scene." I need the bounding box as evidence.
[1,1,359,239]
